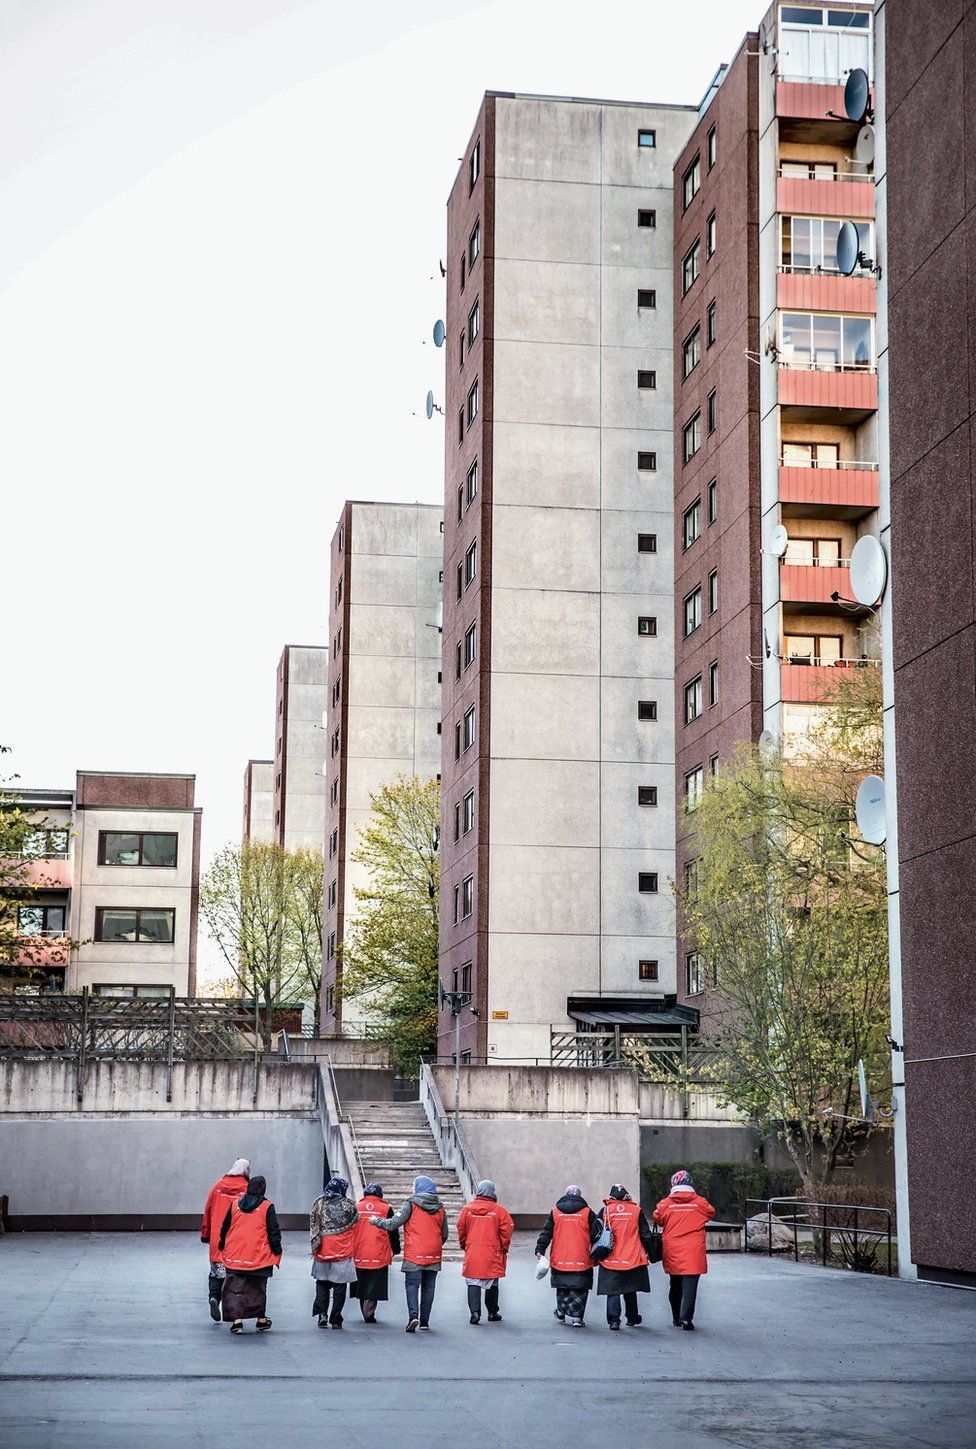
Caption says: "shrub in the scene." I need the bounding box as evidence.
[643,1161,801,1221]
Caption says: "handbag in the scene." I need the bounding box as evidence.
[648,1227,664,1265]
[590,1209,614,1264]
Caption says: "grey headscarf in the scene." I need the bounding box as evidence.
[476,1179,496,1200]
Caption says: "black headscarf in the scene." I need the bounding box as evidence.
[239,1175,267,1213]
[609,1184,631,1202]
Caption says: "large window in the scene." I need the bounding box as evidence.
[99,832,178,867]
[778,6,871,86]
[20,827,69,859]
[682,154,701,209]
[682,325,701,379]
[784,536,842,567]
[686,951,705,996]
[785,632,844,665]
[684,676,703,724]
[94,907,175,943]
[782,440,840,467]
[682,239,701,295]
[684,587,702,637]
[781,217,873,274]
[779,312,873,371]
[683,412,702,464]
[18,904,66,936]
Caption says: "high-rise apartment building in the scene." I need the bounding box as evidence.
[439,93,698,1063]
[673,2,880,1006]
[5,771,202,996]
[271,645,328,849]
[241,759,274,842]
[320,501,443,1034]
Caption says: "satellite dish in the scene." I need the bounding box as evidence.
[758,729,776,756]
[835,220,860,276]
[435,600,443,631]
[849,535,887,605]
[857,1059,876,1121]
[844,67,870,124]
[763,324,776,356]
[432,319,445,348]
[854,124,875,166]
[321,709,328,729]
[770,524,789,558]
[321,760,330,777]
[758,19,768,52]
[855,774,887,846]
[425,390,435,420]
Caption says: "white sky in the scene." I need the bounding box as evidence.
[0,0,759,979]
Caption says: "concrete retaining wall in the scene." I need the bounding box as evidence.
[431,1064,639,1117]
[463,1116,640,1224]
[0,1058,318,1115]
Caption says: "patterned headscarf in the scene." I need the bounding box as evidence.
[364,1182,384,1198]
[671,1169,694,1189]
[323,1176,349,1198]
[565,1185,583,1198]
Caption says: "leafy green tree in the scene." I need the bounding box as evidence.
[0,747,75,988]
[339,774,439,1071]
[677,669,889,1193]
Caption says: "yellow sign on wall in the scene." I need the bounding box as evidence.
[491,1010,509,1020]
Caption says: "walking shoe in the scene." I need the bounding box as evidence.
[405,1318,420,1333]
[671,1318,682,1328]
[570,1318,585,1328]
[256,1318,272,1332]
[230,1321,244,1334]
[628,1316,643,1327]
[470,1314,480,1325]
[418,1324,431,1331]
[209,1297,221,1323]
[487,1313,502,1322]
[317,1316,329,1328]
[331,1322,343,1330]
[608,1319,620,1330]
[682,1321,695,1331]
[553,1310,565,1322]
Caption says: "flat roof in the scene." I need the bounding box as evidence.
[487,89,696,113]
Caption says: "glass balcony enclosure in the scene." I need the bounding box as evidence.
[778,6,871,85]
[780,217,873,273]
[779,311,874,370]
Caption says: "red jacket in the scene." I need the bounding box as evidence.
[457,1195,514,1279]
[200,1174,250,1264]
[550,1206,592,1272]
[403,1204,446,1267]
[600,1198,648,1273]
[653,1190,716,1275]
[355,1195,394,1269]
[221,1200,282,1272]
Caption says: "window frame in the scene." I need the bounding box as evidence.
[638,700,658,721]
[637,785,658,807]
[709,659,719,707]
[682,238,701,295]
[706,300,716,347]
[684,675,703,725]
[706,210,716,259]
[638,871,659,894]
[97,831,179,868]
[639,959,659,982]
[682,324,701,379]
[637,616,658,637]
[683,411,702,464]
[706,125,716,170]
[682,498,702,550]
[93,906,176,945]
[638,128,657,149]
[637,450,657,472]
[682,154,701,210]
[637,208,656,228]
[637,533,657,554]
[684,586,702,637]
[637,369,657,390]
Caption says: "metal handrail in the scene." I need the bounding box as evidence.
[778,358,876,374]
[779,457,878,470]
[777,165,873,182]
[324,1053,365,1183]
[419,1060,481,1200]
[781,555,853,568]
[745,1196,893,1276]
[782,656,880,668]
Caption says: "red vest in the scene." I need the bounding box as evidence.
[550,1206,592,1272]
[355,1195,393,1269]
[222,1200,279,1272]
[600,1199,648,1272]
[403,1203,445,1266]
[314,1222,359,1262]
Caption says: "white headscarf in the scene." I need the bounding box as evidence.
[229,1158,251,1177]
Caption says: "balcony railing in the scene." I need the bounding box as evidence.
[777,166,872,184]
[780,357,875,374]
[783,555,853,568]
[784,656,880,668]
[780,456,877,469]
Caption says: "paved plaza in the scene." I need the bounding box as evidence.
[2,1231,975,1447]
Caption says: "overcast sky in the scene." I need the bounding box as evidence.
[0,0,759,979]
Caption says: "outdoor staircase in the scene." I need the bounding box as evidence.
[350,1099,467,1260]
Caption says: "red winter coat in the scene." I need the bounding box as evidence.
[653,1190,716,1275]
[200,1174,250,1264]
[456,1195,514,1279]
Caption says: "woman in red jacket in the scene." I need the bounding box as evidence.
[456,1179,514,1324]
[200,1157,250,1321]
[653,1169,716,1330]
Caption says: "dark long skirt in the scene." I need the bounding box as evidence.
[222,1271,270,1322]
[350,1266,390,1302]
[596,1263,651,1295]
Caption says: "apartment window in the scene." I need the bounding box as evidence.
[784,536,842,567]
[782,441,840,468]
[639,959,659,982]
[337,525,344,552]
[706,125,716,170]
[469,139,480,190]
[333,626,342,658]
[637,369,656,390]
[467,380,479,426]
[94,908,175,944]
[705,211,716,259]
[329,828,338,858]
[458,407,464,445]
[19,828,69,859]
[331,777,339,806]
[637,451,657,472]
[682,498,701,549]
[637,289,656,310]
[468,300,480,345]
[464,622,477,667]
[454,721,462,761]
[463,705,476,750]
[453,885,460,924]
[684,675,703,724]
[335,575,343,606]
[781,216,873,275]
[685,765,705,811]
[465,539,478,587]
[778,7,870,85]
[456,562,463,601]
[455,641,462,680]
[638,872,659,894]
[331,726,340,757]
[332,675,341,706]
[784,633,844,666]
[462,790,475,834]
[459,328,466,368]
[686,951,705,996]
[454,802,461,842]
[457,483,464,522]
[638,700,658,721]
[709,660,719,707]
[638,208,656,228]
[462,875,474,918]
[779,312,874,371]
[326,985,335,1012]
[710,753,719,776]
[637,533,657,553]
[18,904,66,936]
[328,879,337,907]
[708,570,718,615]
[707,389,717,435]
[327,932,337,961]
[466,459,479,503]
[682,325,701,379]
[469,221,481,268]
[98,832,178,867]
[706,300,716,347]
[684,587,702,637]
[684,858,700,899]
[460,961,473,996]
[638,786,658,807]
[707,478,717,524]
[683,411,701,464]
[780,160,839,180]
[638,129,656,148]
[682,239,701,294]
[460,252,466,291]
[682,154,701,209]
[637,616,657,637]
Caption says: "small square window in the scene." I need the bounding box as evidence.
[637,289,656,309]
[638,129,656,148]
[638,872,659,893]
[637,533,657,553]
[638,700,658,721]
[638,616,657,637]
[637,370,657,390]
[638,786,658,806]
[637,451,657,471]
[639,959,659,981]
[638,208,656,228]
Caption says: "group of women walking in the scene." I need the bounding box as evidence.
[200,1161,715,1335]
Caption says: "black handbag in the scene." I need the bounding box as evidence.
[648,1228,664,1265]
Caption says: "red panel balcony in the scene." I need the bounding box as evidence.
[20,858,72,890]
[776,80,848,121]
[779,463,879,514]
[780,562,851,607]
[781,660,881,702]
[778,366,878,418]
[13,937,70,971]
[776,175,875,220]
[777,272,876,314]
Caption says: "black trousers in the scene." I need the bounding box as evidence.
[668,1274,700,1324]
[606,1291,640,1324]
[467,1283,499,1319]
[313,1282,347,1324]
[207,1270,224,1303]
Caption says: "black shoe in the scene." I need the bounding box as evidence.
[628,1315,643,1327]
[364,1314,377,1324]
[209,1297,221,1323]
[406,1318,419,1333]
[487,1313,502,1322]
[331,1322,343,1330]
[608,1319,621,1331]
[470,1314,480,1325]
[671,1318,682,1328]
[418,1324,431,1331]
[256,1318,272,1332]
[554,1310,565,1322]
[318,1315,329,1328]
[230,1321,244,1334]
[682,1321,695,1331]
